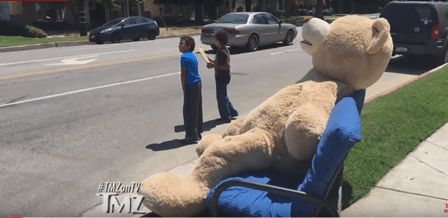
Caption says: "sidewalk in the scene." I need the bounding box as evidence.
[342,123,448,216]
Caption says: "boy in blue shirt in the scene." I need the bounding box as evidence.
[179,36,203,144]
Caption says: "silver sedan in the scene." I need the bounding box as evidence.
[201,12,298,51]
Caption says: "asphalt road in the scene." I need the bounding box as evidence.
[0,30,440,217]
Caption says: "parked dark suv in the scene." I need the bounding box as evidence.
[380,1,448,63]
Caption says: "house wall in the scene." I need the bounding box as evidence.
[8,2,38,25]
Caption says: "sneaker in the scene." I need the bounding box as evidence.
[231,112,239,118]
[216,118,231,123]
[180,136,199,145]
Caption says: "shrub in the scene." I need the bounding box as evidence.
[26,25,47,38]
[236,4,244,12]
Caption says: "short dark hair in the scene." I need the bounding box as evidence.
[180,35,195,52]
[215,30,229,46]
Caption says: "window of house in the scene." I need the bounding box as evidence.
[232,1,236,9]
[278,0,284,11]
[226,1,229,8]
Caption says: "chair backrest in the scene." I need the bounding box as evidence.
[205,89,366,217]
[290,89,365,216]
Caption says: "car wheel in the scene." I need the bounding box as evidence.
[132,38,140,41]
[147,30,156,40]
[246,34,259,51]
[283,30,294,45]
[111,33,121,43]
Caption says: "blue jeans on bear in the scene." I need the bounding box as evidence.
[216,83,238,120]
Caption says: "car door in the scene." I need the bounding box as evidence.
[120,18,138,40]
[134,17,148,38]
[264,14,284,42]
[251,14,270,44]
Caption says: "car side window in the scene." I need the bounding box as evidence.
[265,14,279,25]
[124,18,137,25]
[135,17,146,23]
[252,14,268,24]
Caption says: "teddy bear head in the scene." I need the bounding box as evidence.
[301,15,393,91]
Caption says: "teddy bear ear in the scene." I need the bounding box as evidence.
[366,18,391,54]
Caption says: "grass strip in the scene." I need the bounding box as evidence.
[344,66,448,206]
[0,35,88,47]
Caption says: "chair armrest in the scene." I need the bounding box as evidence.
[210,178,339,217]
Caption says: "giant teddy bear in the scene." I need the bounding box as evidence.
[139,15,393,216]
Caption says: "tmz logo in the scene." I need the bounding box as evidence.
[97,182,146,214]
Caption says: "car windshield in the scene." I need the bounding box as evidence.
[216,14,249,24]
[103,18,123,28]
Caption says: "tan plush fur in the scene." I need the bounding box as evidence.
[139,15,393,216]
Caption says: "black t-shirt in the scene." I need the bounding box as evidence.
[215,47,230,84]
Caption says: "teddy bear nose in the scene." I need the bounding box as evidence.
[304,16,313,23]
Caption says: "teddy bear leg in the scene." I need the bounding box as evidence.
[196,133,221,156]
[139,172,208,216]
[196,117,245,157]
[139,128,275,217]
[222,117,244,137]
[190,128,275,189]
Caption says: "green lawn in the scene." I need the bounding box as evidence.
[343,66,448,207]
[0,35,88,47]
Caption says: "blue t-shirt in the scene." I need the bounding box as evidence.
[181,52,201,85]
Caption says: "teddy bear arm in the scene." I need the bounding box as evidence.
[284,102,332,160]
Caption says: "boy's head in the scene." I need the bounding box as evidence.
[215,30,229,46]
[179,36,195,52]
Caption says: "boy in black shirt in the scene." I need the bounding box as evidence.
[206,30,238,122]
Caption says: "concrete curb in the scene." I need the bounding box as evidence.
[364,63,448,104]
[0,40,95,52]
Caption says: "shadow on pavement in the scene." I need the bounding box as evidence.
[386,55,441,75]
[145,139,184,151]
[148,119,234,151]
[174,118,235,133]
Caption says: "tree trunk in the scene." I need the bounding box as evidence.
[194,0,203,24]
[315,0,323,19]
[245,0,251,11]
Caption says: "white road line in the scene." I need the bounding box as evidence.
[0,72,180,109]
[0,50,134,67]
[270,49,300,56]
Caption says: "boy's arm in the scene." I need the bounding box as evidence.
[181,67,186,91]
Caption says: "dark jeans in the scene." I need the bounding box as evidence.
[183,81,203,138]
[216,83,238,120]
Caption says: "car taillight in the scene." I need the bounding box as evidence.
[226,29,239,34]
[431,24,439,40]
[202,29,212,34]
